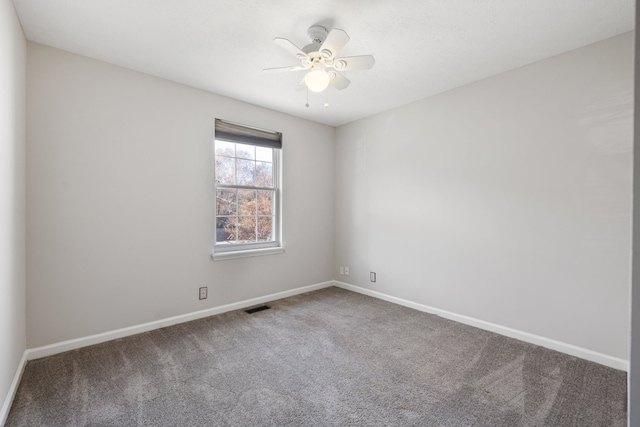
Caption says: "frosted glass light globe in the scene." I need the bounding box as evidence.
[305,69,330,93]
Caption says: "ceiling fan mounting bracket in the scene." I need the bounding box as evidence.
[307,25,328,44]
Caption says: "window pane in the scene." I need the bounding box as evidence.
[257,191,273,216]
[216,189,237,216]
[216,216,237,243]
[237,216,256,242]
[213,125,279,251]
[255,162,273,187]
[215,140,235,157]
[215,155,235,185]
[257,217,273,242]
[236,159,255,186]
[256,146,272,162]
[237,190,257,216]
[236,143,255,160]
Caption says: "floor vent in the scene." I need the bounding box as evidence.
[245,305,271,314]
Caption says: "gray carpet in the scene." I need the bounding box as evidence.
[6,287,627,426]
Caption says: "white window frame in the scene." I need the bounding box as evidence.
[211,120,284,261]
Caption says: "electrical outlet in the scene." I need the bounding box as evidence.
[344,267,350,275]
[199,287,207,300]
[339,266,344,275]
[370,272,376,282]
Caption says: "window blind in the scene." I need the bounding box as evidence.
[215,119,282,149]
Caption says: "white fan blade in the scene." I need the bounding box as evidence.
[319,29,350,59]
[274,38,308,60]
[329,71,350,90]
[332,55,375,71]
[263,65,308,73]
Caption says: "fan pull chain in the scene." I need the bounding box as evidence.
[305,88,309,108]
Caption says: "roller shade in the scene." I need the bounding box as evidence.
[215,119,282,149]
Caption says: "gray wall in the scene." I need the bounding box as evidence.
[335,33,633,360]
[0,0,26,421]
[26,43,335,348]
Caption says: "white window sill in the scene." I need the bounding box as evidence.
[211,246,285,261]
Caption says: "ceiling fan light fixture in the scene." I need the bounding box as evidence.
[305,69,330,93]
[267,25,374,96]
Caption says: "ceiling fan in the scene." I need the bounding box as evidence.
[264,25,375,94]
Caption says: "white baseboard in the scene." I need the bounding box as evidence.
[1,350,27,426]
[19,278,628,378]
[333,281,629,371]
[27,281,334,361]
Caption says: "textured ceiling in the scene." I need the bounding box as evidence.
[13,0,634,127]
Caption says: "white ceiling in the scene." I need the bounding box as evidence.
[13,0,634,127]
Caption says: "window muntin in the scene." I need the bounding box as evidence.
[214,125,280,253]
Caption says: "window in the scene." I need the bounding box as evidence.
[212,119,283,260]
